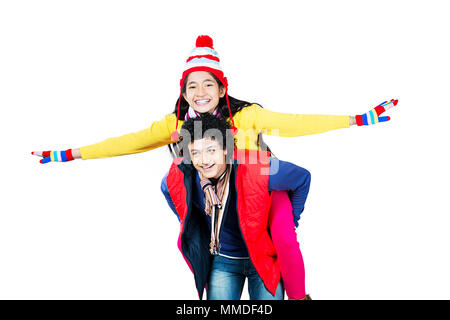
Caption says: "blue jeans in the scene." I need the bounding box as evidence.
[207,255,284,300]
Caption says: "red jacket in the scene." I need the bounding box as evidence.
[166,151,281,299]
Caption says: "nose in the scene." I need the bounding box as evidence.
[200,150,210,165]
[196,86,205,96]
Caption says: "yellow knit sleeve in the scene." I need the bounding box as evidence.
[80,113,179,160]
[234,104,350,137]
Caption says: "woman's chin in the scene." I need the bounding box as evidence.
[192,105,216,114]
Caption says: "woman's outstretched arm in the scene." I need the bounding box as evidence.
[234,99,396,138]
[32,113,179,163]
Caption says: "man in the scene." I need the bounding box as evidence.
[161,113,310,300]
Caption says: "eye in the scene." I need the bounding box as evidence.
[207,148,215,153]
[188,86,196,90]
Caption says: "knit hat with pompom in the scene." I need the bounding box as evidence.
[171,35,236,142]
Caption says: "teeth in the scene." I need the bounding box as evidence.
[196,99,210,104]
[203,164,213,169]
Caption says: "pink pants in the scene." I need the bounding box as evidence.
[269,190,306,300]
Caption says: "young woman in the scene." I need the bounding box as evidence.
[32,35,397,300]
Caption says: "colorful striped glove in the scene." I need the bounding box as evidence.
[32,149,75,164]
[355,99,398,126]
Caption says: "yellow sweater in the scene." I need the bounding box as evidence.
[80,104,350,159]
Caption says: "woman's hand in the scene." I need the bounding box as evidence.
[31,148,81,164]
[353,99,398,126]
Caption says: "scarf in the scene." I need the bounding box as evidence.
[199,166,230,255]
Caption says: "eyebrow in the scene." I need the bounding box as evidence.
[190,143,219,153]
[187,79,215,86]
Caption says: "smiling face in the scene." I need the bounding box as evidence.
[183,71,226,114]
[188,137,227,180]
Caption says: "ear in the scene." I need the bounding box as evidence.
[222,148,228,164]
[219,87,226,98]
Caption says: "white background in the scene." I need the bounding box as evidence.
[1,0,449,299]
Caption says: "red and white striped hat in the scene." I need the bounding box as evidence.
[180,35,228,88]
[172,35,236,142]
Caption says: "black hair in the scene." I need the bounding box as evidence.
[168,72,273,158]
[178,113,235,163]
